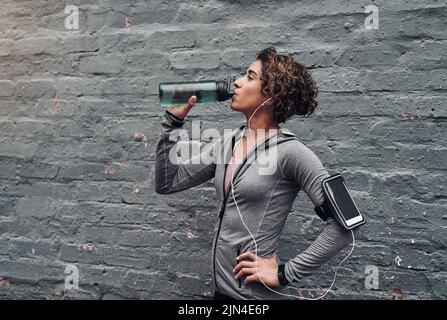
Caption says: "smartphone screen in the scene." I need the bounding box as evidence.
[326,177,361,221]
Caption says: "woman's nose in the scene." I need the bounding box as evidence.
[234,78,242,89]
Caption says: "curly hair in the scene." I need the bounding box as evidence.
[255,47,318,124]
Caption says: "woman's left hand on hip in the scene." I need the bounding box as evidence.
[233,251,281,287]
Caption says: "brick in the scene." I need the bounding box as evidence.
[0,158,16,179]
[119,229,172,249]
[101,77,148,95]
[79,55,123,74]
[169,50,221,70]
[72,181,127,203]
[54,77,103,97]
[148,30,197,50]
[426,272,447,298]
[397,40,447,71]
[221,50,258,69]
[8,238,58,259]
[0,141,38,159]
[76,264,125,290]
[175,3,229,24]
[312,67,365,92]
[0,259,63,282]
[61,35,99,54]
[0,197,15,217]
[17,161,59,179]
[123,270,173,293]
[14,80,56,99]
[123,52,170,76]
[15,197,59,218]
[0,40,13,57]
[13,37,60,56]
[0,81,14,97]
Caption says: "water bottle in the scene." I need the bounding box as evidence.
[159,76,236,106]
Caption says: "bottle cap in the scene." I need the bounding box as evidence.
[217,75,236,101]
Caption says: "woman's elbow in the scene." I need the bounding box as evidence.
[326,218,356,249]
[155,185,170,194]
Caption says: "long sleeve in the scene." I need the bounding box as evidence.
[154,111,218,194]
[284,217,355,282]
[279,140,355,283]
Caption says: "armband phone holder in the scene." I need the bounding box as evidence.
[314,173,366,231]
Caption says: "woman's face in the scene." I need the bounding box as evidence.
[231,59,269,113]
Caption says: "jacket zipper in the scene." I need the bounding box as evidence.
[212,130,276,293]
[237,245,242,288]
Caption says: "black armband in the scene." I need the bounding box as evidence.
[314,173,366,230]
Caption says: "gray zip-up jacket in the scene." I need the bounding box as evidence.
[155,111,354,300]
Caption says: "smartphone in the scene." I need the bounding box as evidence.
[323,174,365,230]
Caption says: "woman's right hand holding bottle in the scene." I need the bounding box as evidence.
[165,95,197,120]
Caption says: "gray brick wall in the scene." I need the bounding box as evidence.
[0,0,446,299]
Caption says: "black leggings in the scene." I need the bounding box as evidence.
[213,291,237,300]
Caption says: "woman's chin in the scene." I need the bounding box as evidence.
[230,102,241,111]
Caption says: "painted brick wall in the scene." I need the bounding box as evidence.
[0,0,446,299]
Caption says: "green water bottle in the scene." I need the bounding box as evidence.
[159,76,236,106]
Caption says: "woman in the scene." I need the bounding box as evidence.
[155,47,353,300]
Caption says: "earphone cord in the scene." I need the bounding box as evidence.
[230,99,356,300]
